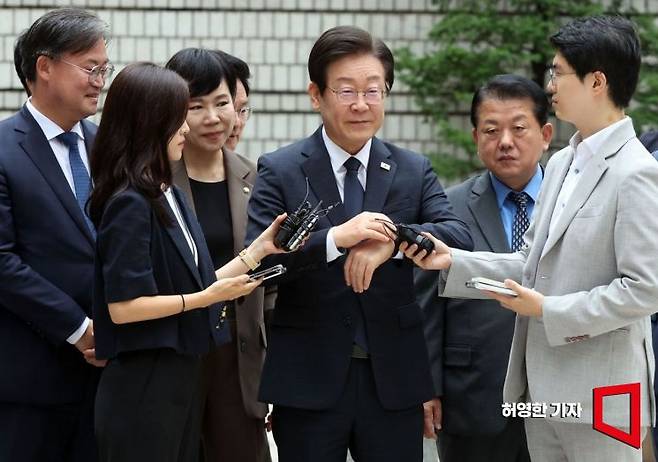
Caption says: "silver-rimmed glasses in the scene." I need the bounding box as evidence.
[237,106,252,121]
[41,51,115,84]
[327,87,387,105]
[546,66,576,86]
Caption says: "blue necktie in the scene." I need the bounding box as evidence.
[508,191,530,251]
[343,156,368,350]
[57,132,95,237]
[343,157,364,219]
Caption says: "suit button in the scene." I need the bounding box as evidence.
[240,338,247,352]
[237,296,245,305]
[343,315,352,327]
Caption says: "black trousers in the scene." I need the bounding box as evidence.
[95,348,203,462]
[272,358,424,462]
[0,374,98,462]
[438,417,531,462]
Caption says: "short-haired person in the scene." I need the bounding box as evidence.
[216,50,252,152]
[416,74,550,462]
[0,8,111,461]
[246,26,472,462]
[165,48,273,462]
[89,62,286,462]
[404,16,658,461]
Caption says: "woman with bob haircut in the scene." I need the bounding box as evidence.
[89,62,285,462]
[166,48,271,462]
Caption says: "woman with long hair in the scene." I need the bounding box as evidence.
[89,62,284,462]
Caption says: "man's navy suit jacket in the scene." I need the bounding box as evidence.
[0,106,98,405]
[246,127,472,411]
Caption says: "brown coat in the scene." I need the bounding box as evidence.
[172,150,274,418]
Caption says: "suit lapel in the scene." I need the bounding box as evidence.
[162,190,203,288]
[533,150,572,260]
[468,174,509,252]
[300,129,345,226]
[540,121,634,258]
[171,158,195,213]
[363,137,397,214]
[224,149,252,256]
[541,156,607,257]
[16,106,95,246]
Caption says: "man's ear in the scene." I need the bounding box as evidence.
[541,123,554,151]
[591,71,608,95]
[308,82,322,111]
[35,54,53,83]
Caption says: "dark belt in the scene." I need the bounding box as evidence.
[351,343,369,359]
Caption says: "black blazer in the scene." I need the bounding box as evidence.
[245,127,473,411]
[416,172,523,435]
[93,187,228,359]
[0,106,98,405]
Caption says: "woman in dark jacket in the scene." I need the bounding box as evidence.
[88,62,284,462]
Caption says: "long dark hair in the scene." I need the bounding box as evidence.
[89,62,189,226]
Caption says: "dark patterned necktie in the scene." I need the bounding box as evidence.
[343,157,364,219]
[343,156,368,350]
[509,191,530,251]
[57,132,95,237]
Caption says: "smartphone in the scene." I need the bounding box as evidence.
[466,277,518,297]
[248,264,286,282]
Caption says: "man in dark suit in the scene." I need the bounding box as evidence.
[415,75,552,462]
[0,8,112,461]
[246,26,472,462]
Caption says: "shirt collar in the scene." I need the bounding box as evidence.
[322,126,371,174]
[489,163,543,210]
[25,99,85,143]
[568,116,628,170]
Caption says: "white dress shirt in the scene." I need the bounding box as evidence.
[24,100,91,344]
[549,117,628,236]
[25,100,90,195]
[322,127,371,262]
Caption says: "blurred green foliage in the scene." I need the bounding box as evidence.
[396,0,658,179]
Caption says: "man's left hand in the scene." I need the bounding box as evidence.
[485,279,544,317]
[344,239,395,293]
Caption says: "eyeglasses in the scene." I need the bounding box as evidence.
[327,87,387,105]
[547,66,576,86]
[237,106,252,121]
[41,52,115,84]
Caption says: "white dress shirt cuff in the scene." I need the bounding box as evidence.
[67,317,90,344]
[326,227,345,263]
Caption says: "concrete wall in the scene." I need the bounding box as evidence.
[0,0,450,162]
[3,1,657,167]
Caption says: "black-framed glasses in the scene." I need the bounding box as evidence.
[547,66,576,85]
[237,106,252,121]
[327,87,387,105]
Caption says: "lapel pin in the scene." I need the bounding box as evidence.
[242,186,250,194]
[380,162,391,171]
